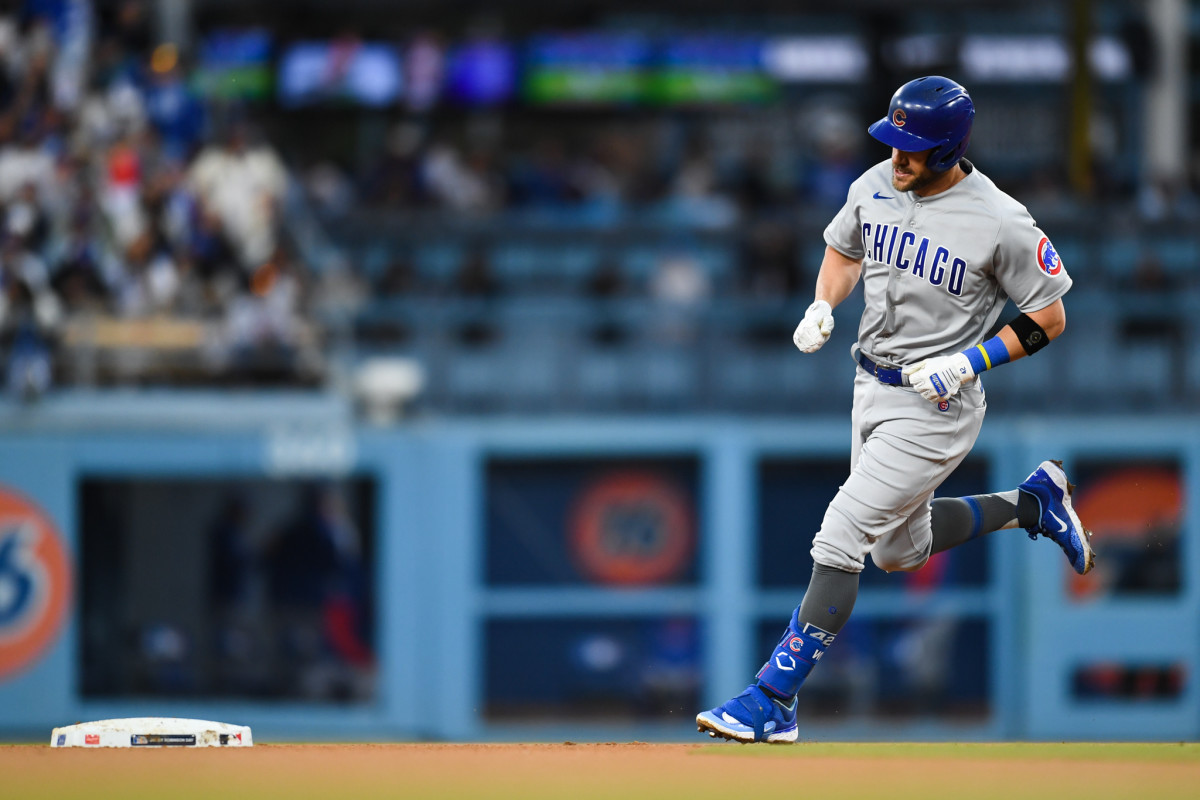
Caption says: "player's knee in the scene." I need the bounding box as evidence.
[810,537,865,574]
[870,549,928,573]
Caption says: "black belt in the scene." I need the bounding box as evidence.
[857,352,910,386]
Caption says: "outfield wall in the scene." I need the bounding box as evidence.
[0,394,1196,742]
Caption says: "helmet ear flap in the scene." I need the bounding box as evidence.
[931,130,972,172]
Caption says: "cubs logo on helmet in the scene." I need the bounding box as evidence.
[892,108,907,127]
[1036,237,1062,276]
[0,486,71,682]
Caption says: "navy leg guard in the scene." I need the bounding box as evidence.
[755,605,835,699]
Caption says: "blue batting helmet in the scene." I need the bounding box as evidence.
[868,76,975,172]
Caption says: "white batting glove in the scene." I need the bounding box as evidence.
[793,300,834,353]
[902,353,976,403]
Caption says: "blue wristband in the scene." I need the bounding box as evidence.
[963,336,1011,373]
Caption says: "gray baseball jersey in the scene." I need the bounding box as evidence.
[823,158,1072,366]
[809,158,1072,575]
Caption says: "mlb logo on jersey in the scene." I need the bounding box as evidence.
[1037,237,1062,276]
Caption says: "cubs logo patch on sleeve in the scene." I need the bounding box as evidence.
[1036,237,1062,276]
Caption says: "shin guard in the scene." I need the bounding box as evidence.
[754,605,836,699]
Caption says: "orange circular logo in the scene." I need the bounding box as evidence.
[569,471,694,586]
[0,487,72,680]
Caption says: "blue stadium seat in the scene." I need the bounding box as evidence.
[1098,236,1143,283]
[1115,341,1173,404]
[414,243,466,282]
[1154,238,1200,283]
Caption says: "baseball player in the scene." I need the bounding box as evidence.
[696,76,1095,744]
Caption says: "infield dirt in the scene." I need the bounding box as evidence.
[4,741,1198,800]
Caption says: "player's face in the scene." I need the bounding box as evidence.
[890,148,939,194]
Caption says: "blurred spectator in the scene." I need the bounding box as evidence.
[218,245,314,384]
[110,228,180,318]
[143,44,205,164]
[304,159,355,217]
[0,232,61,399]
[359,122,427,209]
[99,128,145,247]
[0,114,55,205]
[651,251,709,308]
[6,180,49,250]
[187,120,287,268]
[801,105,865,208]
[49,206,109,313]
[509,136,577,209]
[423,138,503,214]
[1137,174,1200,223]
[649,249,709,344]
[100,0,152,57]
[665,138,738,227]
[187,206,239,289]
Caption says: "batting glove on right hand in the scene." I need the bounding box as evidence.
[793,300,834,353]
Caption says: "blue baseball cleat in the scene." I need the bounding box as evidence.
[696,684,798,743]
[1019,459,1095,575]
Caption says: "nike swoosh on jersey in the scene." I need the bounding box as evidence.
[1048,510,1068,533]
[873,191,894,199]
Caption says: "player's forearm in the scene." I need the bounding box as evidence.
[909,299,1066,401]
[967,299,1065,372]
[813,246,863,309]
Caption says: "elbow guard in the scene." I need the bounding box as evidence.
[1010,313,1050,356]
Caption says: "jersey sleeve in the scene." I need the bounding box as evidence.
[992,207,1072,312]
[823,180,865,260]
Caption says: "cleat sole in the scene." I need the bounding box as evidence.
[696,714,797,744]
[1080,527,1095,574]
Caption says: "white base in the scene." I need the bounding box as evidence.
[51,717,253,748]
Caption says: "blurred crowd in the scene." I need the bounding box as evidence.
[2,1,1197,407]
[314,108,866,222]
[0,2,313,399]
[0,0,866,399]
